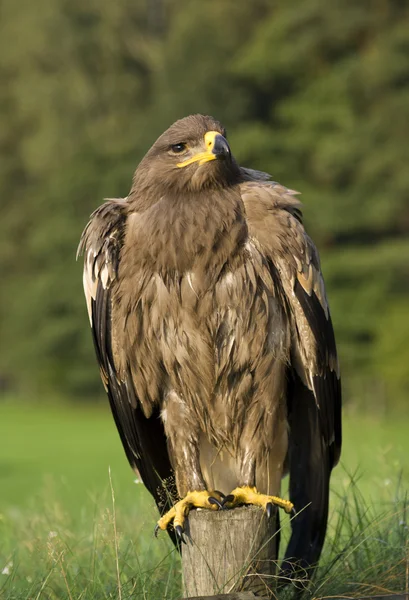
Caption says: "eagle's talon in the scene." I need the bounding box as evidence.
[213,490,226,499]
[266,502,273,519]
[154,524,160,538]
[175,525,186,543]
[208,496,223,509]
[221,494,235,508]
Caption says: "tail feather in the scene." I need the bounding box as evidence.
[280,371,330,588]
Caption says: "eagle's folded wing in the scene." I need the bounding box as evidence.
[77,200,175,522]
[241,180,342,576]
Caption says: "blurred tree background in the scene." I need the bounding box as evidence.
[1,0,408,411]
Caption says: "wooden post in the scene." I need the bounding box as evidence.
[181,506,278,598]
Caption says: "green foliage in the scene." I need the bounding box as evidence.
[1,0,408,406]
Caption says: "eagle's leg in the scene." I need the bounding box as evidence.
[156,394,223,539]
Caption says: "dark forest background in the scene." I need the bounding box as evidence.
[1,0,408,412]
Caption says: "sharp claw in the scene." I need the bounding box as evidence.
[175,525,186,544]
[290,506,297,517]
[221,494,235,508]
[208,496,223,509]
[213,490,226,499]
[266,502,273,519]
[154,524,160,538]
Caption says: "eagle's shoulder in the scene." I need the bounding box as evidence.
[239,179,305,264]
[239,178,303,225]
[77,198,128,259]
[77,198,128,323]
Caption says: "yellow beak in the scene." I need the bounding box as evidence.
[177,131,230,168]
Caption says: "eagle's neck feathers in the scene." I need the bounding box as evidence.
[124,187,248,277]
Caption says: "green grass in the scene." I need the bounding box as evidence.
[0,401,408,598]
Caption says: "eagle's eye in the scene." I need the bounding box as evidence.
[169,143,187,154]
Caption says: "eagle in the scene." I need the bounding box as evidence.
[78,114,341,581]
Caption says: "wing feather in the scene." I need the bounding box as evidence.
[241,180,342,579]
[78,200,175,531]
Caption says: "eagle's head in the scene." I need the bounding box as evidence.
[132,115,241,198]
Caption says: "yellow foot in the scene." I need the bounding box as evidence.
[223,486,294,516]
[155,490,224,542]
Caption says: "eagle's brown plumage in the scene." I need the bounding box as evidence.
[78,114,341,581]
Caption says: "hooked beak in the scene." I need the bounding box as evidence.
[207,132,231,159]
[177,131,231,168]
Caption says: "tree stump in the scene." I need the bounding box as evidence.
[181,506,278,598]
